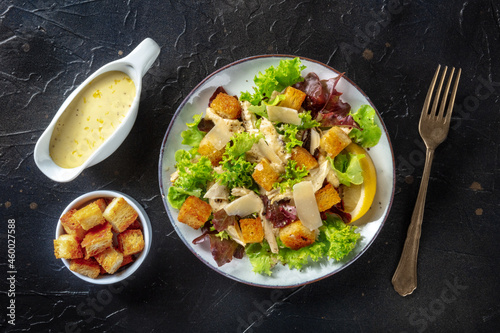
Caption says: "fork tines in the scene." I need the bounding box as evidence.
[423,65,462,123]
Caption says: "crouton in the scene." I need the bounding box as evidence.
[278,86,307,111]
[54,234,84,259]
[178,196,212,229]
[117,229,145,256]
[69,258,100,279]
[103,197,138,233]
[210,92,242,119]
[94,198,108,212]
[81,222,113,259]
[315,183,341,212]
[60,209,86,241]
[198,139,225,166]
[252,158,281,191]
[94,247,124,274]
[239,217,264,243]
[279,220,316,250]
[73,202,106,231]
[319,126,352,159]
[127,219,142,230]
[291,146,319,171]
[120,255,134,268]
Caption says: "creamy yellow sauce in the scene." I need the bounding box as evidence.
[49,71,136,168]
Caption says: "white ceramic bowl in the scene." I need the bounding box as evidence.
[159,55,395,288]
[55,190,152,284]
[35,38,160,182]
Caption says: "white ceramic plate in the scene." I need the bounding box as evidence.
[159,55,395,288]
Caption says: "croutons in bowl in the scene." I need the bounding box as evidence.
[54,190,152,284]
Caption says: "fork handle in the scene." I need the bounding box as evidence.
[392,147,435,296]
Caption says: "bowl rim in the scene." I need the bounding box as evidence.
[55,190,152,285]
[158,54,396,288]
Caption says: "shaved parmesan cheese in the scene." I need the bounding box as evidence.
[227,224,246,246]
[266,105,301,125]
[203,121,233,150]
[224,192,263,216]
[293,181,323,231]
[309,128,321,155]
[257,139,282,166]
[204,181,229,199]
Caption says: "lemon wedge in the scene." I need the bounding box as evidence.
[341,143,377,222]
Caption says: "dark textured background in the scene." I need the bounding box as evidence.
[1,0,499,332]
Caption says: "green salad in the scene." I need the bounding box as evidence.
[168,58,381,275]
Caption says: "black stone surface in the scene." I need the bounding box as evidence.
[1,0,499,332]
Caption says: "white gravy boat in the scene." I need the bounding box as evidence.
[34,38,160,182]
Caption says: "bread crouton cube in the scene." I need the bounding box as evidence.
[278,86,307,111]
[93,198,108,212]
[60,209,86,241]
[103,197,138,233]
[117,229,145,256]
[291,146,319,171]
[73,202,106,231]
[120,255,134,268]
[54,234,84,259]
[69,258,101,279]
[210,92,242,119]
[279,220,316,250]
[315,183,341,212]
[252,158,280,191]
[239,217,264,243]
[95,247,124,274]
[320,126,352,159]
[178,196,212,230]
[127,219,142,230]
[81,222,113,259]
[198,139,225,166]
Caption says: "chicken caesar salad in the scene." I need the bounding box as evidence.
[168,58,382,275]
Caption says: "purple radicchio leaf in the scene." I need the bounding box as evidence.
[212,209,236,232]
[192,227,243,267]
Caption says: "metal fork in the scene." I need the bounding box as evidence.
[392,65,462,296]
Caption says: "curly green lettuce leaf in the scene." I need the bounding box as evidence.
[276,238,326,270]
[320,214,361,261]
[246,241,276,276]
[240,57,306,106]
[216,132,262,190]
[328,152,365,186]
[280,124,302,152]
[273,160,308,193]
[167,149,213,209]
[181,114,205,148]
[248,104,268,119]
[297,111,320,130]
[348,105,382,148]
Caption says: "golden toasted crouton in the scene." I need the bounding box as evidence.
[239,217,264,243]
[127,219,143,230]
[210,92,242,119]
[94,198,108,212]
[178,196,212,230]
[120,255,134,268]
[291,146,319,171]
[60,209,86,241]
[95,247,124,274]
[69,258,101,279]
[81,222,113,259]
[54,234,84,259]
[117,229,145,256]
[198,139,225,166]
[252,158,281,191]
[103,197,138,233]
[73,202,106,231]
[279,220,316,250]
[315,183,341,212]
[278,87,307,111]
[319,126,352,159]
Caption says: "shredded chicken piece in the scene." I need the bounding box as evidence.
[260,212,279,254]
[240,101,258,134]
[266,188,293,204]
[259,118,289,164]
[209,198,229,213]
[204,181,229,200]
[318,154,340,188]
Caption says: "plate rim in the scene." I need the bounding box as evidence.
[158,54,396,288]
